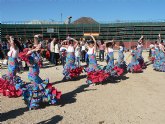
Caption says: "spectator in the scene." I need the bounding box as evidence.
[60,42,67,67]
[81,40,86,62]
[0,42,5,59]
[50,38,56,64]
[75,42,81,67]
[54,40,60,65]
[98,40,105,61]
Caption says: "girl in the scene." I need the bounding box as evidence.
[137,36,146,69]
[153,34,165,72]
[149,45,156,63]
[0,36,24,97]
[127,45,143,73]
[60,42,67,68]
[19,44,61,110]
[158,40,165,72]
[62,37,83,80]
[86,35,110,85]
[153,41,160,70]
[115,41,127,72]
[105,41,115,72]
[104,41,123,76]
[33,34,43,67]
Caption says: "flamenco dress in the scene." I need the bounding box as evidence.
[150,49,156,63]
[153,49,165,72]
[104,49,119,76]
[159,49,165,72]
[19,51,61,110]
[0,48,24,97]
[137,45,146,69]
[127,50,143,73]
[63,46,83,80]
[153,48,161,71]
[114,47,127,74]
[86,47,110,84]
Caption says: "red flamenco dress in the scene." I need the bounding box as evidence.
[127,50,143,73]
[104,50,124,77]
[86,53,110,85]
[0,52,24,97]
[63,51,83,80]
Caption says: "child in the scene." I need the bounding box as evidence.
[137,36,146,69]
[19,44,61,110]
[86,35,110,85]
[62,37,83,80]
[127,45,143,73]
[0,36,24,97]
[114,41,127,73]
[104,41,123,76]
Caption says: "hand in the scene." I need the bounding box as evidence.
[9,36,13,39]
[5,35,10,40]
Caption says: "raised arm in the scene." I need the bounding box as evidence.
[158,34,161,43]
[70,37,78,48]
[90,35,97,50]
[61,40,68,48]
[138,35,144,43]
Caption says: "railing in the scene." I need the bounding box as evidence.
[1,20,165,24]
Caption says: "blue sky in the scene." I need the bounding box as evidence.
[0,0,165,22]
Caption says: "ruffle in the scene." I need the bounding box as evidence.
[22,79,61,110]
[113,66,124,76]
[86,70,110,84]
[150,57,155,63]
[18,49,30,64]
[153,59,165,72]
[63,66,83,80]
[0,76,24,97]
[115,61,127,74]
[127,64,143,73]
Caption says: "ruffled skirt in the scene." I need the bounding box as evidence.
[127,62,142,73]
[0,75,24,97]
[86,54,110,84]
[22,79,61,110]
[63,52,83,79]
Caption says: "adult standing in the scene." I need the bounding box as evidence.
[98,40,105,61]
[54,40,60,65]
[50,38,56,64]
[80,40,86,63]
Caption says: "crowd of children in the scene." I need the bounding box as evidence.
[0,33,164,110]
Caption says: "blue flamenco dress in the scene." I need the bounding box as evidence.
[22,52,61,110]
[150,49,156,63]
[115,46,127,73]
[104,48,124,76]
[137,45,146,69]
[127,50,142,73]
[153,48,160,70]
[63,47,83,80]
[153,48,165,72]
[0,49,24,97]
[86,48,110,84]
